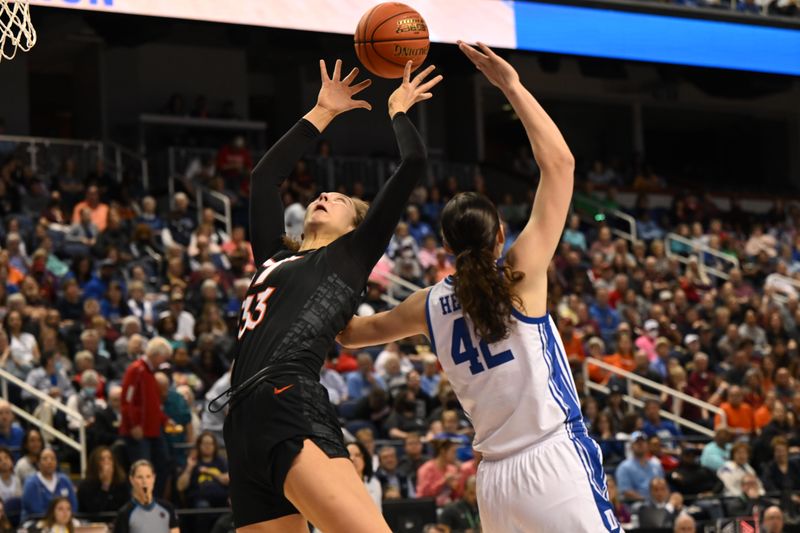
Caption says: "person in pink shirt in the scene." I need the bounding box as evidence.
[416,439,461,506]
[635,319,659,362]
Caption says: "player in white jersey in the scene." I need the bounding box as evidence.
[338,42,621,532]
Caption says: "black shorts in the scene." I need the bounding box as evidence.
[223,374,348,527]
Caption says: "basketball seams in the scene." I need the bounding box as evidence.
[364,36,430,44]
[371,41,422,68]
[369,10,419,42]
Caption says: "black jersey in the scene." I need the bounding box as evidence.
[231,113,426,389]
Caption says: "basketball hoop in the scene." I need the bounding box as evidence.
[0,0,37,62]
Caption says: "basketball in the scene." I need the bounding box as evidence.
[354,2,429,79]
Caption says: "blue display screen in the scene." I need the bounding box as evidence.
[513,1,800,76]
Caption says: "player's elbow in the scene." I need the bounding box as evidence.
[540,150,574,173]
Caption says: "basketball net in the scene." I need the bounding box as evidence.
[0,0,37,62]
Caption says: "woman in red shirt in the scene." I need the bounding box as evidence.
[416,439,461,506]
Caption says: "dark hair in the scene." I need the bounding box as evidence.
[347,440,374,481]
[85,446,126,485]
[21,428,43,459]
[441,192,523,343]
[0,446,12,464]
[195,431,220,460]
[41,496,74,532]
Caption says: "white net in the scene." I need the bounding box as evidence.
[0,0,36,62]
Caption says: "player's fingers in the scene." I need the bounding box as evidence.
[332,59,343,81]
[354,100,372,111]
[476,41,498,59]
[342,67,360,85]
[415,92,433,102]
[403,60,413,84]
[458,41,488,64]
[319,59,330,82]
[416,74,443,94]
[411,64,436,86]
[350,78,372,95]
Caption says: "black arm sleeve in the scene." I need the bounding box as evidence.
[249,119,320,264]
[346,112,426,270]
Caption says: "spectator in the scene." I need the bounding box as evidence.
[760,436,800,497]
[406,205,434,245]
[119,337,173,497]
[114,460,179,533]
[589,287,620,345]
[32,496,81,532]
[615,431,665,502]
[641,399,682,448]
[668,448,718,497]
[439,475,480,533]
[700,426,732,472]
[15,429,44,485]
[762,505,785,533]
[167,290,195,344]
[347,440,382,512]
[346,353,387,400]
[606,475,632,526]
[420,354,441,397]
[76,446,128,517]
[161,193,195,248]
[5,309,40,380]
[562,214,587,252]
[718,442,763,497]
[375,446,413,499]
[0,499,12,533]
[397,432,429,488]
[0,400,23,453]
[417,439,461,507]
[673,513,696,533]
[70,185,109,232]
[20,448,77,523]
[24,351,73,404]
[723,473,772,518]
[635,477,683,529]
[200,371,230,444]
[0,446,20,516]
[176,432,229,532]
[155,372,192,469]
[715,385,755,435]
[435,410,473,462]
[66,370,105,435]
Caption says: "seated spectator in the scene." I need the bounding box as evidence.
[385,390,427,440]
[762,506,784,533]
[353,388,392,437]
[115,460,179,533]
[0,401,23,454]
[752,399,793,468]
[420,354,441,397]
[70,185,109,231]
[23,351,73,405]
[379,353,407,394]
[32,496,81,532]
[134,196,164,232]
[20,448,77,523]
[668,447,718,497]
[15,429,44,485]
[435,410,473,463]
[606,475,632,526]
[673,513,696,533]
[417,439,461,507]
[700,426,732,473]
[347,441,382,512]
[66,370,106,434]
[398,432,429,488]
[718,442,764,497]
[592,412,624,465]
[439,475,480,533]
[589,287,620,345]
[715,385,755,436]
[346,353,387,400]
[0,446,20,516]
[558,316,585,370]
[760,436,800,497]
[161,193,195,248]
[615,431,665,502]
[375,445,414,499]
[406,205,433,245]
[562,214,587,252]
[76,446,128,518]
[176,432,229,532]
[4,309,40,380]
[722,473,772,518]
[635,477,684,529]
[648,435,679,473]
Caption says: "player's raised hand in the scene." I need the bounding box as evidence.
[388,61,443,118]
[316,59,372,115]
[458,41,519,92]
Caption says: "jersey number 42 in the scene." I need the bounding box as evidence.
[451,317,515,375]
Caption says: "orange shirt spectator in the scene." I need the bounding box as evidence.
[714,386,754,434]
[71,185,109,231]
[557,317,585,368]
[753,403,772,430]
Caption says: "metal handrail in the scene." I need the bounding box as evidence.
[382,271,425,294]
[665,232,739,282]
[582,356,726,437]
[196,187,233,237]
[0,367,87,476]
[106,141,150,191]
[573,194,638,243]
[765,272,800,303]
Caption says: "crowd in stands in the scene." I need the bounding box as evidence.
[641,0,799,17]
[0,131,799,533]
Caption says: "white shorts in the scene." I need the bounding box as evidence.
[477,430,623,532]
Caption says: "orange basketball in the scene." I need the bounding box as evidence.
[354,2,429,79]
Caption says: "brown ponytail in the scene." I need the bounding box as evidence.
[442,193,523,344]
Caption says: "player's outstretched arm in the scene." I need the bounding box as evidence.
[348,61,442,270]
[337,288,429,349]
[459,41,574,279]
[249,60,371,264]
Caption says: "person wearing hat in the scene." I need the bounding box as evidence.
[615,431,665,502]
[168,289,196,343]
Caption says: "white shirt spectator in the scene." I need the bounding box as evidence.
[9,333,37,368]
[320,367,348,405]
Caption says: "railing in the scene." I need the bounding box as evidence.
[582,357,725,437]
[573,193,639,244]
[765,272,800,303]
[0,134,149,193]
[665,232,739,282]
[0,367,87,476]
[196,187,232,237]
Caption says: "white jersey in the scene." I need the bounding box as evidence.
[426,276,585,461]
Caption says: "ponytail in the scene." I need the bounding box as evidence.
[453,248,523,344]
[442,192,524,344]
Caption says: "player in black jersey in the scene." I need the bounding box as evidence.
[216,59,441,533]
